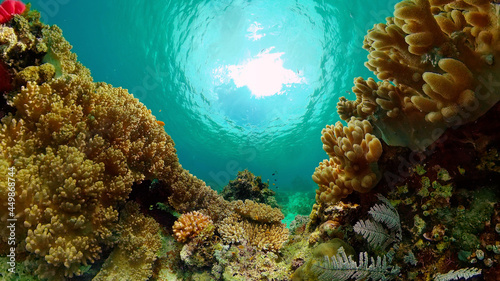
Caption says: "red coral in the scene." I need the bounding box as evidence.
[0,61,12,92]
[0,0,25,24]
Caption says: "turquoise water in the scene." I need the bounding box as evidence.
[32,0,399,191]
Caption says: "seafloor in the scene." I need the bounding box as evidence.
[1,0,500,280]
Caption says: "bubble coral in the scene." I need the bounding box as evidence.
[0,0,25,24]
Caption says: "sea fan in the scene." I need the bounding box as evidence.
[369,194,401,233]
[312,247,400,281]
[433,268,482,281]
[354,194,402,248]
[403,251,417,266]
[353,219,395,249]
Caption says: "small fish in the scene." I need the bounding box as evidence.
[156,120,165,126]
[272,173,275,176]
[273,183,275,185]
[159,109,162,112]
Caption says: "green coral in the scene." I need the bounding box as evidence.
[431,182,453,199]
[414,165,426,176]
[436,168,451,182]
[437,188,496,251]
[418,177,430,197]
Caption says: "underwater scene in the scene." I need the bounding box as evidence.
[0,0,500,280]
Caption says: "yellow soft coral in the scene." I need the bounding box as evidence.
[312,118,382,204]
[338,0,500,150]
[0,76,178,278]
[93,202,161,281]
[0,24,179,278]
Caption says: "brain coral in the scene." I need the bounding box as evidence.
[337,0,500,150]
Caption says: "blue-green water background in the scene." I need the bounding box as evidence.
[31,0,399,193]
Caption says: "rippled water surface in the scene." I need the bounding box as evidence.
[33,0,400,190]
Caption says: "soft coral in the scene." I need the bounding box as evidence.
[0,0,25,24]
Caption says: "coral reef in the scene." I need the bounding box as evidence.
[93,202,161,281]
[306,0,500,280]
[1,0,499,280]
[0,8,180,280]
[220,169,278,208]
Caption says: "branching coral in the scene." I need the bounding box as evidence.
[240,220,289,252]
[172,211,214,243]
[0,13,179,279]
[232,199,284,223]
[217,215,245,244]
[337,0,500,150]
[0,76,177,278]
[215,200,289,251]
[312,118,382,205]
[217,214,289,252]
[93,202,162,281]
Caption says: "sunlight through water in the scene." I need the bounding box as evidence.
[41,0,400,189]
[215,47,306,98]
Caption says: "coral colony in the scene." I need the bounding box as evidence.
[0,0,500,280]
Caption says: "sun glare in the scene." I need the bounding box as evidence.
[217,48,306,98]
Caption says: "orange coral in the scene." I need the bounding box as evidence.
[172,211,214,243]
